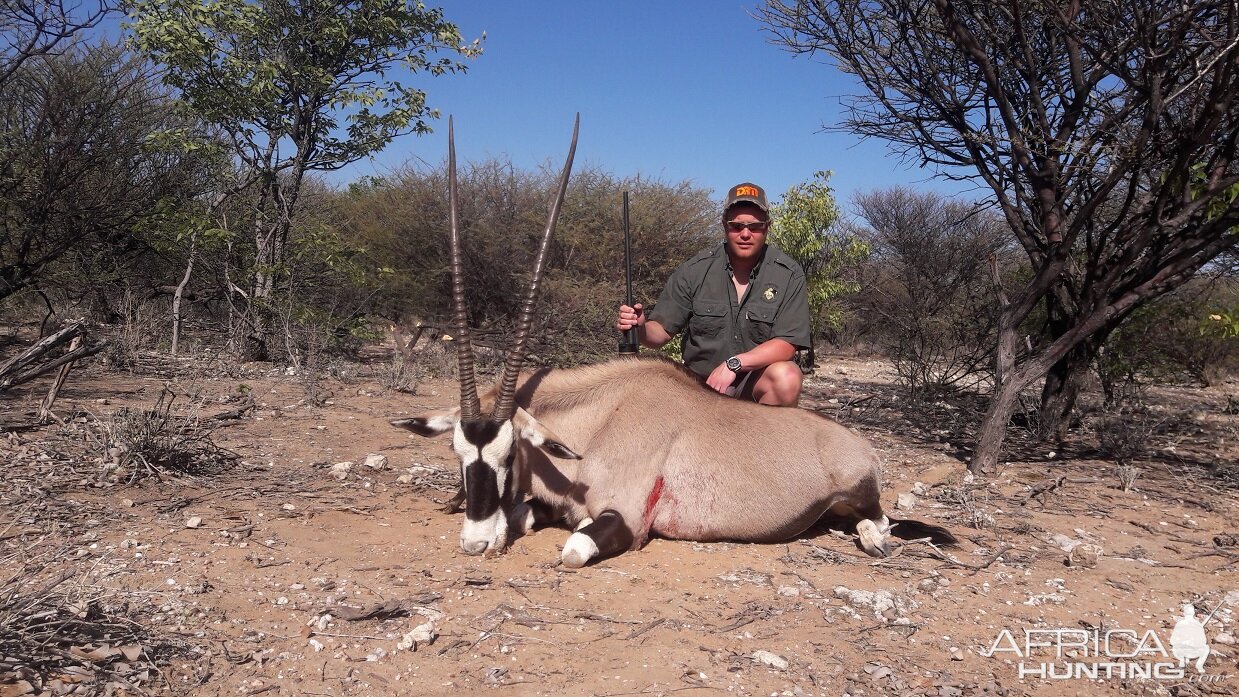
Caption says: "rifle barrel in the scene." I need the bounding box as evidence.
[619,191,638,354]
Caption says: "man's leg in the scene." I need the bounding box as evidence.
[741,361,803,406]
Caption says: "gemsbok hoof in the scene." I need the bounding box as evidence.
[856,518,892,558]
[560,532,598,568]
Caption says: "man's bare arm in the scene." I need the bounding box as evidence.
[616,303,672,349]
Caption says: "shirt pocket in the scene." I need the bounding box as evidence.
[689,300,727,339]
[745,306,776,344]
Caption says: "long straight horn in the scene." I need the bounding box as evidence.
[492,113,580,420]
[447,116,482,420]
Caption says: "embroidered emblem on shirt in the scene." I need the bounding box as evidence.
[763,286,776,301]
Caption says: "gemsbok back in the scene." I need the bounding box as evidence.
[394,116,946,567]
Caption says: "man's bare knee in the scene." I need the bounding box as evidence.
[753,361,802,406]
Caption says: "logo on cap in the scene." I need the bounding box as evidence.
[735,185,761,198]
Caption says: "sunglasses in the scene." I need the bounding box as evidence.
[725,220,770,233]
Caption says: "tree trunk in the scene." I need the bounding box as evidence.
[971,316,1023,473]
[245,165,306,362]
[243,180,279,361]
[171,232,198,356]
[972,299,1124,473]
[1038,343,1091,442]
[970,368,1030,473]
[1038,317,1121,442]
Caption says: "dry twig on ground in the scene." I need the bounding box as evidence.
[0,559,187,696]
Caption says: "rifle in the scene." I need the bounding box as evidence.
[618,190,639,355]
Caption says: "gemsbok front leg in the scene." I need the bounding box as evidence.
[561,510,636,568]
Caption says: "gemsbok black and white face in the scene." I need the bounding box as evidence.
[391,114,581,556]
[393,408,580,555]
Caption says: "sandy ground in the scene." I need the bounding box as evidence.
[2,353,1237,697]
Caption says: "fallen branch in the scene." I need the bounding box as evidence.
[0,320,110,395]
[624,617,665,640]
[38,336,81,423]
[0,322,83,380]
[207,396,256,422]
[911,541,1013,574]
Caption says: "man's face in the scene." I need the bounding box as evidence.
[723,203,769,264]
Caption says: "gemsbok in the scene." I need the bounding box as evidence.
[393,116,950,567]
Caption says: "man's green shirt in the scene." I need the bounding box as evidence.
[647,243,812,380]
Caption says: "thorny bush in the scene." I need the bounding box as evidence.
[90,389,235,482]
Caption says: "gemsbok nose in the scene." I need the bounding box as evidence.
[460,537,488,555]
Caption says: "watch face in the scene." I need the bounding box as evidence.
[726,357,741,372]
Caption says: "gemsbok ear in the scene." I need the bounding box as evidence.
[513,407,582,460]
[391,409,459,437]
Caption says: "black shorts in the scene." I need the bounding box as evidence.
[724,370,759,401]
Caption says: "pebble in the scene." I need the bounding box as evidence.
[364,453,388,470]
[863,662,892,680]
[330,462,352,480]
[1068,543,1103,568]
[185,517,202,529]
[397,620,437,651]
[1048,533,1081,552]
[752,650,788,670]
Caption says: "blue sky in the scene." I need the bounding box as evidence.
[331,2,978,209]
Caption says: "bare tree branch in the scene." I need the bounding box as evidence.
[758,0,1239,472]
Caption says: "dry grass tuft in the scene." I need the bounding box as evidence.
[90,389,237,483]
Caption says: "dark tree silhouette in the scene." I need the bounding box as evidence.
[1,0,112,85]
[1,43,214,304]
[759,0,1239,472]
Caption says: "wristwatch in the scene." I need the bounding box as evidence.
[725,356,743,373]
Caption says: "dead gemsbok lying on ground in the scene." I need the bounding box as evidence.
[393,116,954,567]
